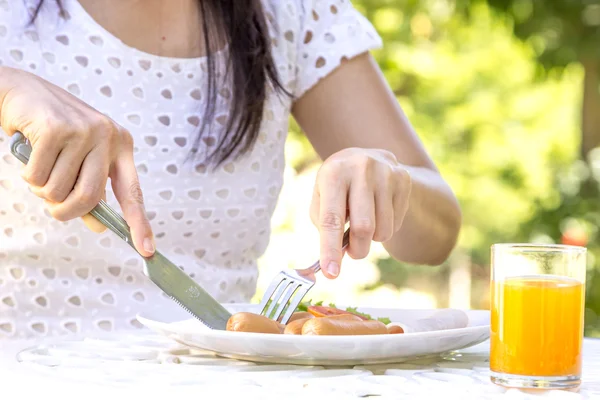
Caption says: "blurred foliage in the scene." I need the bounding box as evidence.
[480,0,600,70]
[285,0,600,335]
[475,0,600,335]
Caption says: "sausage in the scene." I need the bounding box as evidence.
[307,305,368,320]
[322,314,363,322]
[286,314,363,335]
[288,312,314,322]
[387,325,404,334]
[283,317,312,335]
[302,316,388,335]
[278,312,314,324]
[226,312,284,334]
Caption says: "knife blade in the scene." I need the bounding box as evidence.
[9,132,232,330]
[143,250,232,330]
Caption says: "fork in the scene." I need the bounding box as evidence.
[258,229,350,325]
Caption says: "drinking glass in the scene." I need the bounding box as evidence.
[490,244,587,389]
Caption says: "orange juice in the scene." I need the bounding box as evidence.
[490,275,585,377]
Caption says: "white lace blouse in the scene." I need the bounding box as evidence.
[0,0,382,339]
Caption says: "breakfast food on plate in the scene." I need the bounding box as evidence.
[387,325,405,334]
[299,301,391,324]
[226,312,284,334]
[226,301,395,336]
[301,315,388,335]
[286,313,361,335]
[305,305,368,320]
[283,317,313,335]
[279,311,313,323]
[225,302,470,335]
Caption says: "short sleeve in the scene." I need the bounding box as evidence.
[292,0,383,98]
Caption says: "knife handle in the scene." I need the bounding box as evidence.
[9,132,139,254]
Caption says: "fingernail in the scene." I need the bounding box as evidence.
[327,261,340,277]
[143,237,155,254]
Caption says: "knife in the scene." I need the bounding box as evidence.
[9,132,231,330]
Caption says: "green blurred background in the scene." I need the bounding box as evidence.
[256,0,600,337]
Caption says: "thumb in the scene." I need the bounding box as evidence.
[110,156,155,257]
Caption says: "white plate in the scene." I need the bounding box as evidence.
[137,304,490,366]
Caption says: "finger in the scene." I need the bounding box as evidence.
[317,170,348,279]
[373,175,395,243]
[82,190,107,233]
[347,180,376,260]
[309,182,320,227]
[110,151,154,257]
[392,192,410,231]
[48,147,108,221]
[21,136,62,188]
[311,187,351,265]
[41,146,87,203]
[81,213,108,233]
[392,168,412,230]
[28,185,45,200]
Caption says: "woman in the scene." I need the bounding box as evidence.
[0,0,461,339]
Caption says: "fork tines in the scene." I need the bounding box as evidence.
[258,271,310,324]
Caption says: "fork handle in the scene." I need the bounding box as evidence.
[10,132,140,255]
[311,228,351,274]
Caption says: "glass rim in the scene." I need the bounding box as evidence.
[491,243,587,254]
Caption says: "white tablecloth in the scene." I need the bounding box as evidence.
[1,332,600,400]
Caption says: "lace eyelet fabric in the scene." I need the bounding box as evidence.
[0,0,382,339]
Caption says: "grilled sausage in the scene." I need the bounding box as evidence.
[278,312,314,324]
[287,312,314,323]
[322,314,363,322]
[387,325,404,334]
[302,316,388,335]
[285,314,363,335]
[226,312,284,334]
[307,305,368,320]
[283,317,312,335]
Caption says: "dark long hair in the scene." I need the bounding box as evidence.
[31,0,290,167]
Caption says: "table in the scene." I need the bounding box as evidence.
[2,332,600,399]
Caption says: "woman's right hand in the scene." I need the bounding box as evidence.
[0,66,155,257]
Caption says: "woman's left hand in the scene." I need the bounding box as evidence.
[310,148,412,279]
